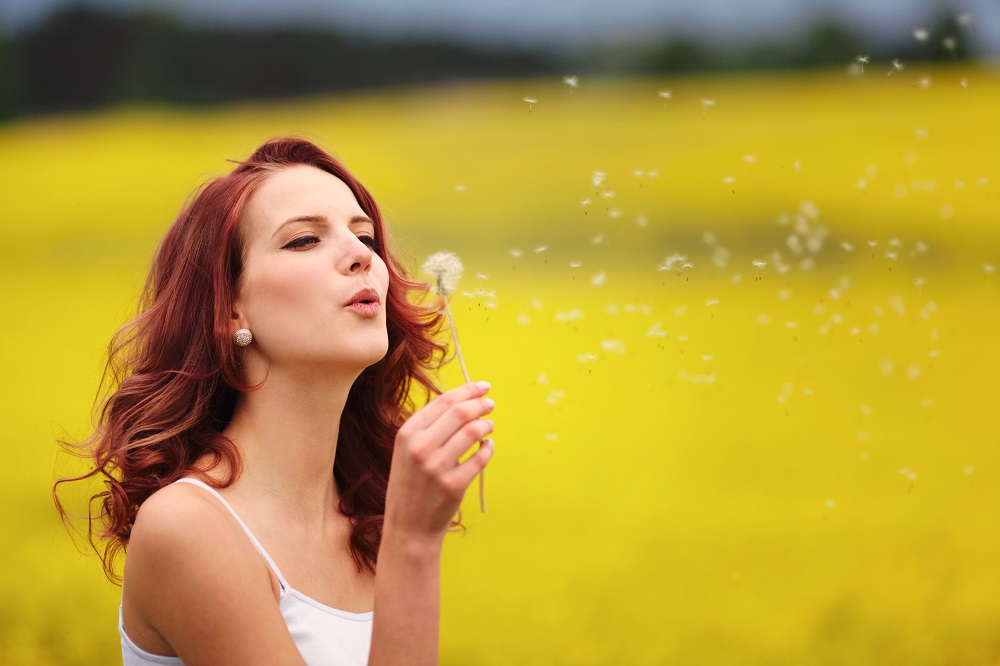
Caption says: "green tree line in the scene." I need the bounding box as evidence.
[0,6,975,122]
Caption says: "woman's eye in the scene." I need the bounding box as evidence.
[359,235,380,252]
[281,235,319,250]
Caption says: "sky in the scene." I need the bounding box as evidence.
[2,0,998,54]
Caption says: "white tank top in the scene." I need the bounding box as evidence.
[120,478,373,665]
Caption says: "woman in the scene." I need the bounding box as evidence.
[54,136,495,665]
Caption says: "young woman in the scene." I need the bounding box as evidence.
[54,137,495,665]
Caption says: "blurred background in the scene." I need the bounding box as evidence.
[2,1,999,664]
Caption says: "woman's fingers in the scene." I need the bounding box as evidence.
[402,381,491,434]
[445,439,494,491]
[419,396,495,453]
[436,416,494,467]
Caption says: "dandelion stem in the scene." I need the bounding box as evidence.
[441,295,486,513]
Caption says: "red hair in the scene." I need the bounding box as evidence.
[54,136,445,582]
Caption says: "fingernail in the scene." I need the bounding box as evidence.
[483,398,495,411]
[475,380,491,392]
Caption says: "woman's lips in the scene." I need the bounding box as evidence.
[346,287,381,316]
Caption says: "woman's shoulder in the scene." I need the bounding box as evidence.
[123,480,290,661]
[125,479,277,602]
[130,480,236,554]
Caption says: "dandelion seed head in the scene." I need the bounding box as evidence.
[422,252,464,295]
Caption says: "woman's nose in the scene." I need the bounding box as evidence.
[347,238,373,274]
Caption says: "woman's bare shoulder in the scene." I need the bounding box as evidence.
[124,482,302,664]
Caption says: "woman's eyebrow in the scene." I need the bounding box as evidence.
[271,214,328,239]
[349,215,375,228]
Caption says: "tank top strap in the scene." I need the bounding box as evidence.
[173,477,290,590]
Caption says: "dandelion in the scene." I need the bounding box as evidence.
[563,75,579,89]
[523,96,538,112]
[422,252,487,513]
[856,54,869,72]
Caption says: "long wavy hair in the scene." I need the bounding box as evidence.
[54,136,446,582]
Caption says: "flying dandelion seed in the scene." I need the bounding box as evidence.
[942,36,957,53]
[913,28,929,41]
[563,75,579,89]
[701,99,716,112]
[856,54,869,71]
[534,245,549,254]
[577,352,599,364]
[592,170,606,188]
[421,252,487,513]
[592,272,607,287]
[580,197,591,207]
[600,190,616,199]
[600,340,626,355]
[592,233,605,245]
[960,77,969,88]
[646,322,667,338]
[752,259,767,281]
[546,389,565,405]
[888,58,904,75]
[916,77,932,89]
[509,248,523,259]
[523,96,538,112]
[957,12,972,27]
[658,89,673,104]
[568,260,583,268]
[454,184,467,193]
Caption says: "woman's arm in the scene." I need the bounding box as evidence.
[368,381,495,666]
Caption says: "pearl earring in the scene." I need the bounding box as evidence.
[234,329,252,347]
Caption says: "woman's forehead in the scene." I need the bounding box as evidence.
[243,165,365,234]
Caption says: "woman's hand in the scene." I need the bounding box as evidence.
[383,381,495,542]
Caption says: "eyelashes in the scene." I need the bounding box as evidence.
[281,234,380,253]
[359,235,381,252]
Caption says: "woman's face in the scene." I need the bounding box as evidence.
[234,164,390,375]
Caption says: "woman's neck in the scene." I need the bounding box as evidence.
[219,365,357,523]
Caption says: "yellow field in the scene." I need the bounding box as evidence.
[2,64,999,664]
